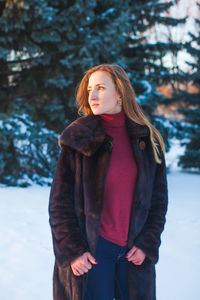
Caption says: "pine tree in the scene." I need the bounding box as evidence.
[0,0,186,130]
[175,10,200,172]
[0,0,188,185]
[0,0,130,131]
[0,0,132,185]
[0,0,62,185]
[121,0,186,148]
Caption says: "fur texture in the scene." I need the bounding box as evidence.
[48,113,168,300]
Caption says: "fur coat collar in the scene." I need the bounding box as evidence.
[59,113,150,156]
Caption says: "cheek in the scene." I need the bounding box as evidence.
[103,90,118,101]
[112,90,119,100]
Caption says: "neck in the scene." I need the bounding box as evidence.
[99,110,126,128]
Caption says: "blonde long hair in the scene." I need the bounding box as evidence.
[75,63,165,164]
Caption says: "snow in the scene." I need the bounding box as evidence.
[147,0,198,72]
[136,80,153,105]
[0,186,53,300]
[101,8,116,19]
[165,137,186,172]
[0,152,199,299]
[157,172,200,300]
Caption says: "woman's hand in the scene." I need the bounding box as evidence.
[71,252,98,276]
[126,246,146,265]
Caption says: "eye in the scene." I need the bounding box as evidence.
[98,86,105,90]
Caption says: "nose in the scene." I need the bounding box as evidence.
[90,89,97,100]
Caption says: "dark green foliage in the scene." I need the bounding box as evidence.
[0,0,187,185]
[121,0,186,147]
[170,14,200,172]
[0,111,59,186]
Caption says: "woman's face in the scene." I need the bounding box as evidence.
[87,71,122,115]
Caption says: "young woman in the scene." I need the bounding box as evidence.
[48,63,168,300]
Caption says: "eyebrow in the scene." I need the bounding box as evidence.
[87,83,106,89]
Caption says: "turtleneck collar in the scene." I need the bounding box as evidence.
[99,110,126,128]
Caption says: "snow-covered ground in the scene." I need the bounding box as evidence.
[1,171,199,300]
[0,137,199,300]
[157,172,199,300]
[0,186,53,300]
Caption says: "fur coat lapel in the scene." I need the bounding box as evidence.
[59,113,150,156]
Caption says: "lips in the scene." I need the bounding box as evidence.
[92,104,99,107]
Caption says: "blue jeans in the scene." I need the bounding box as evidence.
[84,235,130,300]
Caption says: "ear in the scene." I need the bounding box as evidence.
[113,89,122,102]
[116,93,121,100]
[118,95,122,102]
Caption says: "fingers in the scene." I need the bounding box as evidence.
[134,260,143,265]
[71,252,97,277]
[128,257,144,265]
[80,263,90,273]
[77,265,89,274]
[71,266,81,276]
[72,262,92,276]
[126,246,137,259]
[126,247,146,265]
[87,252,98,265]
[71,264,88,276]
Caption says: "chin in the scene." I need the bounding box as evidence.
[93,112,101,115]
[91,108,102,115]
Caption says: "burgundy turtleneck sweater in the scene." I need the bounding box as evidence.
[99,110,138,246]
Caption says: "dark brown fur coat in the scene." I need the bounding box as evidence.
[48,113,168,300]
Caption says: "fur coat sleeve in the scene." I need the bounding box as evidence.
[134,148,168,264]
[48,145,90,268]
